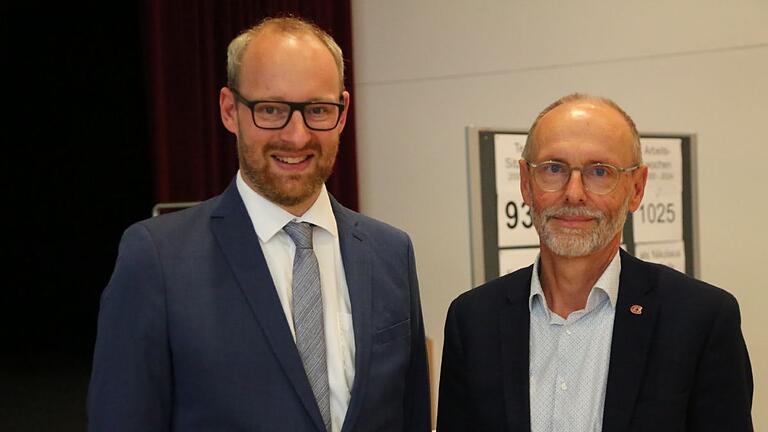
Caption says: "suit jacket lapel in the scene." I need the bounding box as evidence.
[210,182,326,432]
[500,266,533,432]
[602,251,660,432]
[331,200,372,432]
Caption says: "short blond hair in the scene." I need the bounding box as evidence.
[226,16,345,92]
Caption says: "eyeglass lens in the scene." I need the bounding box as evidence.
[253,102,340,130]
[533,162,619,194]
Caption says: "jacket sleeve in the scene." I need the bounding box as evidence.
[88,223,172,431]
[688,293,753,431]
[401,237,432,431]
[436,299,472,432]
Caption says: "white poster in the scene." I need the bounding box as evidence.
[497,189,539,248]
[633,138,684,243]
[635,241,686,273]
[499,247,540,276]
[494,133,539,248]
[493,134,526,194]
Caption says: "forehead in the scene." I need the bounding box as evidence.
[238,30,341,98]
[531,101,635,165]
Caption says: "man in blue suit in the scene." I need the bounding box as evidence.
[89,17,430,431]
[438,94,753,431]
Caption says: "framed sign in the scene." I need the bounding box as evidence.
[467,128,698,286]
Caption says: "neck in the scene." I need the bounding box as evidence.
[538,237,620,318]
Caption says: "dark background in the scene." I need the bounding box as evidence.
[2,3,153,430]
[2,1,354,428]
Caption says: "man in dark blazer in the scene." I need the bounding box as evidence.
[89,17,430,431]
[438,94,752,431]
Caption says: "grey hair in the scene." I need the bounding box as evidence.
[522,93,643,165]
[226,16,345,92]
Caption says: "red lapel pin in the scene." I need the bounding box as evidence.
[630,305,643,315]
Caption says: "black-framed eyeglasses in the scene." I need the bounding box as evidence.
[230,88,345,131]
[525,159,640,195]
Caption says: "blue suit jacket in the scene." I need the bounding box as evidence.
[88,182,431,431]
[438,250,753,432]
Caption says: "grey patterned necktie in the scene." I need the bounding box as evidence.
[283,221,331,431]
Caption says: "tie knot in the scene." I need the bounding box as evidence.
[283,221,314,249]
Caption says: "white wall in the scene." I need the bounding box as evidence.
[352,0,768,427]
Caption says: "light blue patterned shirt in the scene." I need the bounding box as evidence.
[528,251,620,432]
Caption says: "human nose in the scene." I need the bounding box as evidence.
[279,110,312,144]
[563,168,587,204]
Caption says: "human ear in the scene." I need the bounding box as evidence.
[627,165,648,212]
[219,87,239,134]
[519,159,533,205]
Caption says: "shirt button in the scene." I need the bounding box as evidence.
[561,382,568,391]
[565,329,572,335]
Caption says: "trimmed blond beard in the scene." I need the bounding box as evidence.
[236,132,337,208]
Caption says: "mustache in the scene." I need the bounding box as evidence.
[541,205,604,221]
[264,140,322,153]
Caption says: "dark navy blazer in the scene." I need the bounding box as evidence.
[438,250,753,432]
[88,181,431,431]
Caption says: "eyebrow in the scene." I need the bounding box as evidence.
[247,95,342,103]
[537,158,621,166]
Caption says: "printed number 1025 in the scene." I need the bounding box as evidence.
[637,202,676,224]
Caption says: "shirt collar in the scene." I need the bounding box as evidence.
[528,249,621,314]
[235,170,338,242]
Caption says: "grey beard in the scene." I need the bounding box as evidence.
[533,198,629,257]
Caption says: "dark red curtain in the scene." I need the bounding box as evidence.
[145,0,358,210]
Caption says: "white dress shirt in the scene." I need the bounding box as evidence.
[528,251,620,432]
[236,172,355,432]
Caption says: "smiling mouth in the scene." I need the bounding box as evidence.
[553,216,593,222]
[273,155,312,164]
